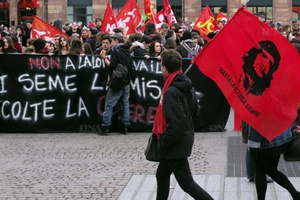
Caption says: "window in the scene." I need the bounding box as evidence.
[246,0,272,22]
[67,0,92,26]
[246,6,272,22]
[293,0,300,21]
[157,0,182,23]
[201,0,227,16]
[112,0,128,12]
[0,0,9,26]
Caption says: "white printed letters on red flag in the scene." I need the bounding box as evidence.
[163,0,177,26]
[101,1,118,33]
[116,0,142,35]
[194,7,300,141]
[31,16,69,41]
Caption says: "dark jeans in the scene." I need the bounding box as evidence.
[250,146,300,200]
[156,158,213,200]
[246,148,255,180]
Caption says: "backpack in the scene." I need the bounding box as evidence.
[109,63,129,91]
[182,42,200,59]
[109,48,130,91]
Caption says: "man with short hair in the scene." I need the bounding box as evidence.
[99,33,132,136]
[95,18,102,32]
[23,20,32,47]
[66,21,81,36]
[95,33,112,56]
[174,27,184,45]
[85,28,98,51]
[176,31,200,58]
[160,22,169,45]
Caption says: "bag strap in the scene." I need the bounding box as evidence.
[182,42,200,54]
[115,47,132,71]
[115,48,124,67]
[194,44,200,52]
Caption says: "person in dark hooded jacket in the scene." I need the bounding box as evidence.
[99,33,133,136]
[153,49,213,200]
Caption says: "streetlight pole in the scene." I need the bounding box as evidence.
[182,0,185,24]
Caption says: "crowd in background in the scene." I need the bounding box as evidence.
[0,16,217,58]
[0,17,300,58]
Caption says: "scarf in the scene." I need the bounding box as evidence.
[152,69,183,137]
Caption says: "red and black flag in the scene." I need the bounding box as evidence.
[194,6,300,141]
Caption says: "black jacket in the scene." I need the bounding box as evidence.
[160,73,198,160]
[85,36,97,52]
[109,44,133,83]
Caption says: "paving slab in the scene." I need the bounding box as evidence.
[0,109,299,199]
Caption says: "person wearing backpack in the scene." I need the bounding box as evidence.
[176,30,200,59]
[99,33,133,136]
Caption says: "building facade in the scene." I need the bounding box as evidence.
[1,0,300,30]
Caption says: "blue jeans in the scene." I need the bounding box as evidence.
[156,158,213,200]
[102,85,130,127]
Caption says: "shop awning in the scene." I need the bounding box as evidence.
[0,2,9,9]
[18,0,40,9]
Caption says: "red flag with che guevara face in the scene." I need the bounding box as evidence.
[193,5,218,42]
[194,7,300,141]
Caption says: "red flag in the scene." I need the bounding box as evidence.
[116,0,142,35]
[163,0,177,26]
[101,1,118,33]
[217,11,228,22]
[144,0,156,21]
[193,5,218,41]
[138,10,165,33]
[194,7,300,141]
[31,16,69,41]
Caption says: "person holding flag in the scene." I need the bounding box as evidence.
[193,5,300,200]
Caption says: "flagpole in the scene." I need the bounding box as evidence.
[184,62,193,75]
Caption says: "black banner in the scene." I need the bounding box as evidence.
[0,54,230,133]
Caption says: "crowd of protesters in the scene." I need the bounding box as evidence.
[1,17,300,58]
[0,17,210,58]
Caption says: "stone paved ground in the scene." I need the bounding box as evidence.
[0,131,234,199]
